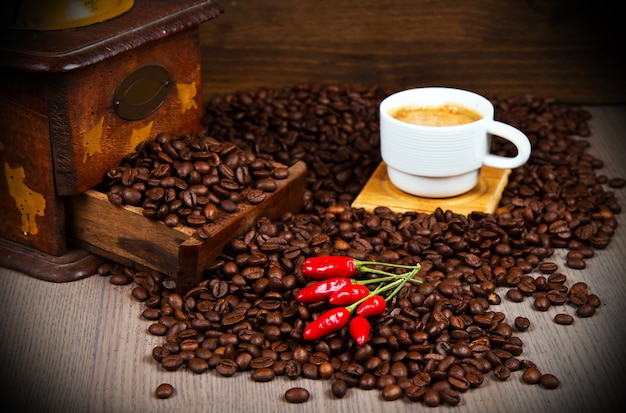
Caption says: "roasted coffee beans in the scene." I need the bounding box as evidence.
[104,132,290,231]
[97,85,623,407]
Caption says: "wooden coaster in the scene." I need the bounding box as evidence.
[352,162,510,215]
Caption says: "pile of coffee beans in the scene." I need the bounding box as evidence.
[103,132,291,230]
[99,84,623,406]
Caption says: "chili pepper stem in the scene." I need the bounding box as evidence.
[384,278,409,304]
[356,275,407,285]
[346,264,421,312]
[356,260,419,270]
[356,267,411,278]
[355,265,423,286]
[384,266,420,303]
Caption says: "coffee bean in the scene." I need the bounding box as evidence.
[215,358,238,376]
[447,375,470,391]
[376,374,396,389]
[487,292,501,305]
[246,189,267,204]
[463,253,482,268]
[155,383,174,399]
[423,388,441,407]
[533,296,551,311]
[131,286,149,301]
[548,272,567,284]
[188,357,209,374]
[151,346,169,363]
[251,356,275,369]
[576,303,596,318]
[180,339,199,352]
[569,292,588,306]
[588,293,602,308]
[109,273,132,285]
[440,388,461,406]
[142,308,161,321]
[608,177,625,188]
[405,385,426,402]
[381,384,403,401]
[272,167,290,180]
[539,373,560,389]
[493,365,511,381]
[331,379,348,398]
[554,313,574,325]
[221,311,245,326]
[522,367,542,384]
[517,281,536,296]
[504,357,521,372]
[538,261,558,274]
[107,191,123,206]
[506,289,524,302]
[302,362,320,379]
[566,255,586,269]
[148,322,168,336]
[161,354,184,371]
[514,316,531,331]
[219,199,238,213]
[547,290,567,305]
[251,367,276,382]
[186,214,207,227]
[284,387,310,403]
[319,361,334,379]
[121,187,142,206]
[358,373,377,390]
[163,214,179,227]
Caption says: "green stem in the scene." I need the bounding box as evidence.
[347,265,421,311]
[384,277,410,303]
[356,274,408,285]
[358,267,409,278]
[357,260,419,270]
[381,265,420,303]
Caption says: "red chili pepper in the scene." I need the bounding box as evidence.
[329,284,370,306]
[356,295,387,317]
[349,315,371,345]
[295,277,352,303]
[303,307,351,341]
[301,256,360,279]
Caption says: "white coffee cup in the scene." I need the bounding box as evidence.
[380,87,531,198]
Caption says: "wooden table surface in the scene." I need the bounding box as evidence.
[1,106,625,413]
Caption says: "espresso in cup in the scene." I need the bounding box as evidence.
[390,103,482,127]
[379,87,531,198]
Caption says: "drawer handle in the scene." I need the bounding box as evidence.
[113,65,171,121]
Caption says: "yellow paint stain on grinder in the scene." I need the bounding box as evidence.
[4,163,46,236]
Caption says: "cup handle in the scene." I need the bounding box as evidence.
[483,121,532,169]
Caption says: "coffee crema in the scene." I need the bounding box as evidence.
[390,103,482,126]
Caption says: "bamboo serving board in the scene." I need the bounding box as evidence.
[68,161,307,293]
[352,162,510,216]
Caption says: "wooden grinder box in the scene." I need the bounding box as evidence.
[0,0,223,281]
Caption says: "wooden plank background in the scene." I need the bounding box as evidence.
[199,0,625,104]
